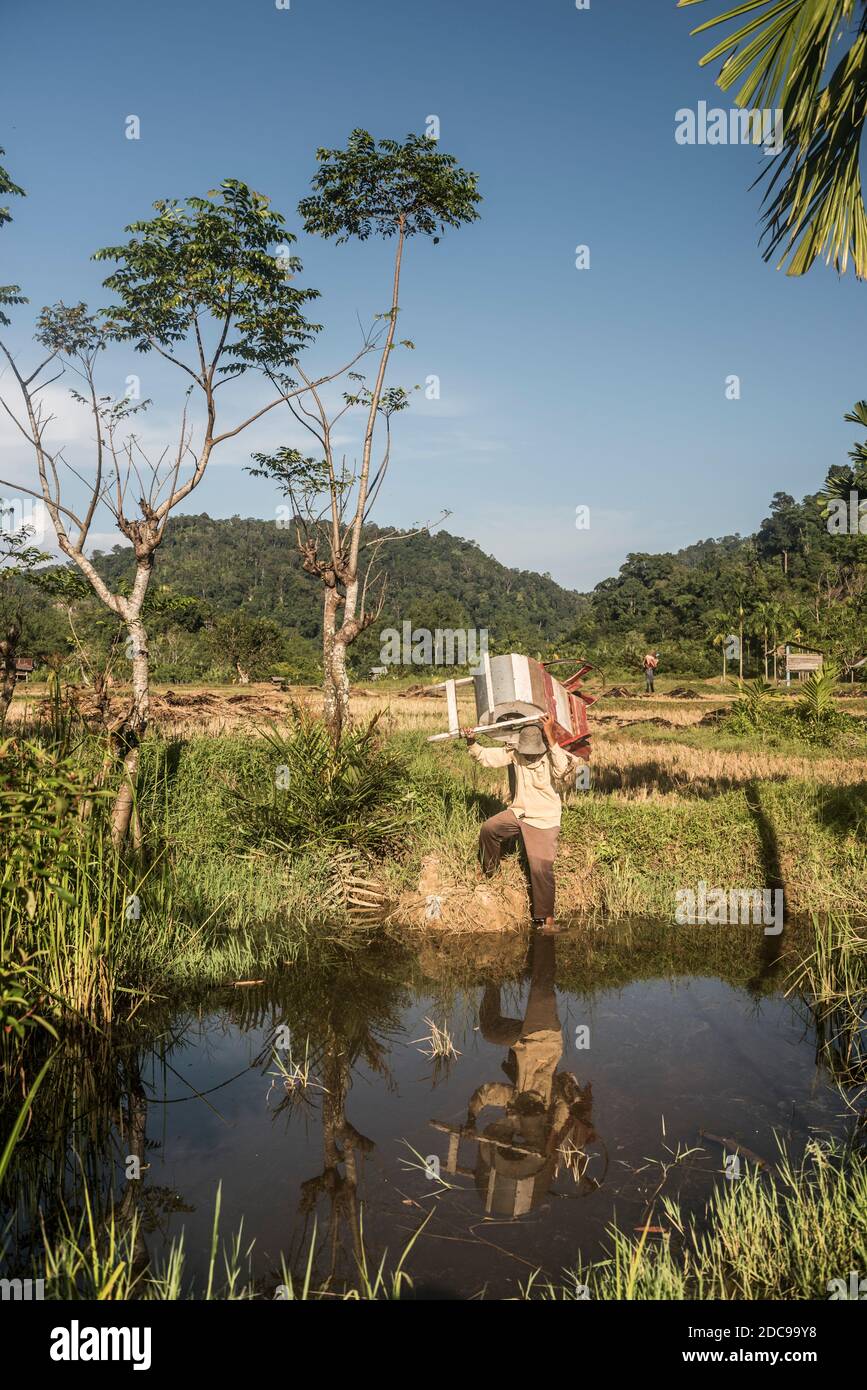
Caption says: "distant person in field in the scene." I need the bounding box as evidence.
[642,651,659,693]
[461,714,581,932]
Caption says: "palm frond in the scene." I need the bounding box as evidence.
[682,0,867,276]
[799,662,839,719]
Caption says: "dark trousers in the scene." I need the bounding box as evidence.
[645,670,655,691]
[479,810,559,920]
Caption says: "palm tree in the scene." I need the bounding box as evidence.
[821,401,867,518]
[705,608,737,680]
[750,598,785,682]
[681,1,867,278]
[721,582,750,678]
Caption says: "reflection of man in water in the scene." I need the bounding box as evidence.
[463,934,595,1217]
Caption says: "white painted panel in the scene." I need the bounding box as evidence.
[445,680,458,733]
[554,683,571,728]
[513,654,533,705]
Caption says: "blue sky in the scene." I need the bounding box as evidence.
[1,0,864,591]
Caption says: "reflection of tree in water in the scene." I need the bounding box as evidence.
[431,934,602,1218]
[245,944,411,1289]
[115,1056,150,1280]
[0,1032,192,1282]
[296,1028,376,1278]
[113,1053,198,1277]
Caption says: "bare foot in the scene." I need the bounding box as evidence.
[536,917,564,935]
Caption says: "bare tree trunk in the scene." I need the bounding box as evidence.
[322,583,343,740]
[298,1032,373,1282]
[117,1063,150,1280]
[0,620,20,725]
[329,639,350,741]
[110,592,151,850]
[323,222,406,746]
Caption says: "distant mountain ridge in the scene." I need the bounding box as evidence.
[91,514,587,653]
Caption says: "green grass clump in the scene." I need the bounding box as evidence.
[234,706,415,855]
[525,1140,867,1301]
[0,738,168,1029]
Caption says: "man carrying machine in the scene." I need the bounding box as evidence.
[427,652,596,933]
[461,714,580,933]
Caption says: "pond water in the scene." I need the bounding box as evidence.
[3,919,854,1299]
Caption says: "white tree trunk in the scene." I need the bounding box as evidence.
[0,620,20,724]
[322,585,346,741]
[110,569,152,849]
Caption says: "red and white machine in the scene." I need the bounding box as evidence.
[426,653,597,760]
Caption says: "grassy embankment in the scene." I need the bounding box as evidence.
[3,676,866,1037]
[134,678,867,927]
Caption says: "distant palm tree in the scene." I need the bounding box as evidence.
[822,400,867,506]
[681,1,867,277]
[752,600,785,681]
[705,608,738,680]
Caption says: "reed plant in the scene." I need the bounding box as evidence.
[787,913,867,1087]
[524,1140,867,1301]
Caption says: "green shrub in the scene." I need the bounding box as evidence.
[723,677,780,736]
[234,706,416,857]
[722,667,865,748]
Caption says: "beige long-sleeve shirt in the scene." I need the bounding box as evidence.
[467,741,576,829]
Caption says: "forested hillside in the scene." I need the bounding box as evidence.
[16,518,587,682]
[568,489,867,677]
[15,482,867,683]
[90,515,582,643]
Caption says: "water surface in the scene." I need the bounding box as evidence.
[4,919,852,1298]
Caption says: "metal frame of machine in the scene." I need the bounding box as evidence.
[426,653,597,759]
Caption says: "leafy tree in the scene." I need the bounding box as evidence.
[0,524,48,720]
[0,146,26,325]
[756,493,802,575]
[705,610,729,681]
[822,400,867,515]
[204,612,285,684]
[0,180,362,845]
[257,131,481,742]
[751,599,785,680]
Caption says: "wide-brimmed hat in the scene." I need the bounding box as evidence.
[517,724,546,756]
